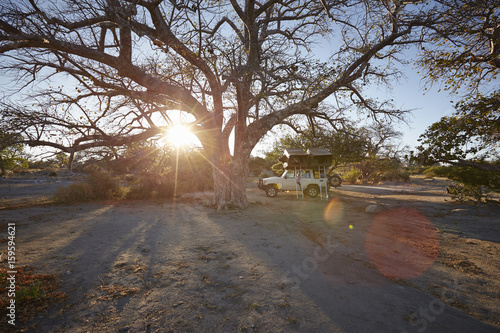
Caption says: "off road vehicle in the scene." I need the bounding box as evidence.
[257,148,341,198]
[258,168,341,197]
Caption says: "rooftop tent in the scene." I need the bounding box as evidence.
[279,148,308,168]
[279,148,333,168]
[307,148,333,167]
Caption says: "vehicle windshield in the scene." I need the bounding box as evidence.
[282,170,295,178]
[282,169,312,178]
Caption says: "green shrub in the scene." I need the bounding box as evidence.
[433,166,499,202]
[377,168,411,182]
[423,166,440,178]
[446,184,488,203]
[364,158,409,182]
[343,167,361,184]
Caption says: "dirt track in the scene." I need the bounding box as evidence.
[1,176,499,332]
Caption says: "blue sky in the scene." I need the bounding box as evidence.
[374,71,457,151]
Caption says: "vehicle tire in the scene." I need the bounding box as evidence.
[306,185,319,198]
[265,185,278,197]
[329,175,342,188]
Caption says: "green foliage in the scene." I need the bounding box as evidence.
[266,123,407,182]
[446,184,487,203]
[0,133,28,175]
[416,92,500,170]
[248,157,270,176]
[362,157,410,182]
[342,167,361,184]
[16,281,43,301]
[50,153,69,168]
[265,126,370,168]
[427,165,500,202]
[334,156,408,184]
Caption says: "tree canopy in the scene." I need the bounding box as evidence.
[413,0,500,172]
[0,0,449,209]
[265,121,403,167]
[417,0,500,94]
[415,93,500,171]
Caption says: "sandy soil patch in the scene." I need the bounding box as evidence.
[0,176,499,332]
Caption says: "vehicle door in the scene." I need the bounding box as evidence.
[281,169,297,190]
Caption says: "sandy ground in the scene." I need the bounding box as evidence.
[0,175,499,332]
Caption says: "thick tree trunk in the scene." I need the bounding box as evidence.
[229,151,250,209]
[68,151,75,171]
[212,162,232,211]
[211,145,251,211]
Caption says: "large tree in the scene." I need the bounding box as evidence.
[415,94,500,171]
[414,0,500,171]
[0,0,434,209]
[265,121,403,169]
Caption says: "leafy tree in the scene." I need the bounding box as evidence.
[414,0,500,174]
[0,132,28,175]
[265,125,369,168]
[415,93,500,171]
[265,121,409,181]
[248,156,269,177]
[0,0,438,209]
[51,152,70,168]
[425,165,500,202]
[265,122,403,167]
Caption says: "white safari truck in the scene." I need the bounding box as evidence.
[257,148,341,198]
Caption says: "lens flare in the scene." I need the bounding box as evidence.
[166,125,199,148]
[323,198,344,224]
[364,208,438,279]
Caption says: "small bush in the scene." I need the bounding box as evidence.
[44,163,60,176]
[423,166,440,178]
[343,167,361,184]
[446,184,489,203]
[86,167,124,199]
[54,167,124,203]
[432,166,499,202]
[54,183,95,202]
[377,168,411,182]
[125,171,174,200]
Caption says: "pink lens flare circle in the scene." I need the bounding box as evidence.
[364,208,439,280]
